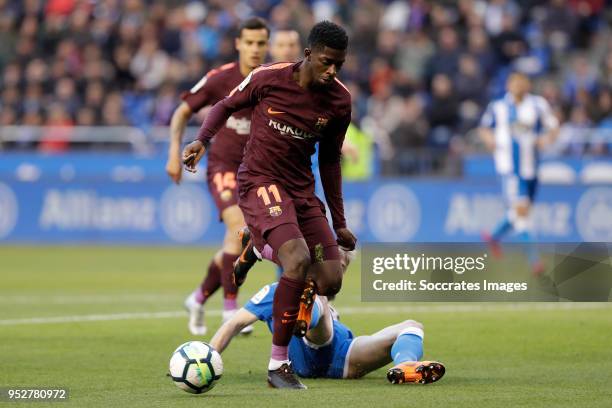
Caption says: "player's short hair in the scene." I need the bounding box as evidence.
[238,17,270,38]
[307,21,348,51]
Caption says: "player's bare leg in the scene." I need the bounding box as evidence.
[267,225,310,389]
[344,320,445,384]
[185,249,223,335]
[220,204,253,334]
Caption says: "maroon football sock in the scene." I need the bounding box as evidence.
[221,252,239,309]
[196,260,222,304]
[272,275,305,347]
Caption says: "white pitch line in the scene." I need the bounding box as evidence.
[1,303,611,326]
[0,294,183,305]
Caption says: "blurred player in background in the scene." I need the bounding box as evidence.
[182,21,357,388]
[270,29,301,62]
[479,73,559,273]
[210,249,445,386]
[165,17,269,336]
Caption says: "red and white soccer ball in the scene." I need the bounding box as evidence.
[169,341,223,394]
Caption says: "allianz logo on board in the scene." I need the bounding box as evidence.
[444,194,572,237]
[36,185,210,243]
[39,190,156,231]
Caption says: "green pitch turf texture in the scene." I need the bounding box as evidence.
[1,246,611,408]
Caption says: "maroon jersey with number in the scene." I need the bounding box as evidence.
[182,62,251,170]
[197,61,351,229]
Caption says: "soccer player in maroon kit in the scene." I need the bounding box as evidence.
[183,21,357,389]
[165,18,269,336]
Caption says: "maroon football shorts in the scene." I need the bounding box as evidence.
[206,164,240,221]
[238,182,339,262]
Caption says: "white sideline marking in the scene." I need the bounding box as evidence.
[1,303,611,326]
[0,294,183,304]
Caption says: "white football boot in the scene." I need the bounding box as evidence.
[184,292,207,336]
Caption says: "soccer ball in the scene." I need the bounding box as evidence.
[169,341,223,394]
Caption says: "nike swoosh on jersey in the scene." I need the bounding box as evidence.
[267,107,286,115]
[282,311,298,317]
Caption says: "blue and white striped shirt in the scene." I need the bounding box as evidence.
[480,93,558,179]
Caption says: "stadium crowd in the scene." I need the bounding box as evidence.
[1,0,611,163]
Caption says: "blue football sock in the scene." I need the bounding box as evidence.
[516,230,540,265]
[492,217,512,241]
[391,333,423,365]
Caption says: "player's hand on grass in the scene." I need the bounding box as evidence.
[335,227,356,251]
[182,140,206,173]
[165,155,183,184]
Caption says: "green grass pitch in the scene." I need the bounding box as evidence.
[1,246,611,408]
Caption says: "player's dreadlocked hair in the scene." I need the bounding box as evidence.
[238,16,270,38]
[307,21,348,51]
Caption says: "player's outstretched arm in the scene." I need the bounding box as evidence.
[478,103,496,152]
[319,114,356,250]
[209,308,258,354]
[478,127,496,152]
[536,98,560,150]
[166,102,193,184]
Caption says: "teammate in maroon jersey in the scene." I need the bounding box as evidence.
[183,21,357,389]
[165,17,269,336]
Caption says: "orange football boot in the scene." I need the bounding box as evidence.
[293,279,316,338]
[387,361,446,384]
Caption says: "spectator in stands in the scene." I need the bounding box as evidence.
[0,105,17,125]
[386,95,430,174]
[39,103,73,153]
[599,50,612,88]
[467,27,497,78]
[587,87,612,123]
[130,39,169,91]
[75,107,98,127]
[427,73,459,147]
[54,77,79,117]
[484,0,520,37]
[455,54,487,133]
[84,81,106,113]
[395,29,434,85]
[563,54,599,104]
[541,0,577,55]
[102,92,128,126]
[492,12,528,67]
[555,105,593,156]
[425,26,461,88]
